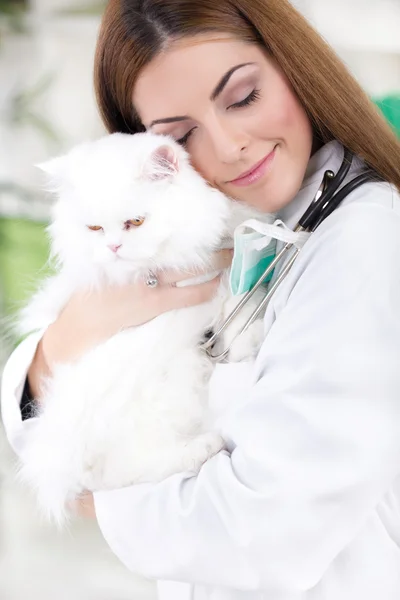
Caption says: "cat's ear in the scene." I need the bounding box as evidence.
[145,145,179,181]
[35,155,68,185]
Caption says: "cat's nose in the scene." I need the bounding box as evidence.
[108,244,122,254]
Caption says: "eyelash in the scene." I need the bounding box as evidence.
[176,128,196,147]
[176,88,261,147]
[229,87,261,109]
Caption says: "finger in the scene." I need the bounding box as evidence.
[158,249,233,286]
[75,492,96,519]
[161,275,221,310]
[211,248,234,271]
[158,265,207,286]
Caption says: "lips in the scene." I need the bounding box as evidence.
[228,146,277,186]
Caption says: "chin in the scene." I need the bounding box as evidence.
[259,178,302,214]
[100,264,133,285]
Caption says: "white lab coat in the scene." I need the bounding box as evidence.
[2,141,400,600]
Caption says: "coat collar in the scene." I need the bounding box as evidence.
[277,140,365,230]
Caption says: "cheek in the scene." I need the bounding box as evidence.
[52,221,91,262]
[121,217,174,260]
[118,230,138,256]
[86,229,122,263]
[116,228,152,260]
[266,85,313,144]
[85,232,108,263]
[186,150,211,184]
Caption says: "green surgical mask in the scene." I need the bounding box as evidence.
[230,231,276,296]
[229,218,311,296]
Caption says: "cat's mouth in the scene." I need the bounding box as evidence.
[105,252,128,264]
[110,252,126,261]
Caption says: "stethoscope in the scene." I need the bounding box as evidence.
[201,148,380,362]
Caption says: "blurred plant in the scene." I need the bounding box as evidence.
[54,1,107,16]
[0,182,37,203]
[0,4,59,334]
[5,72,62,148]
[0,0,28,35]
[0,0,26,15]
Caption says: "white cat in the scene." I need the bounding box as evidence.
[17,132,271,526]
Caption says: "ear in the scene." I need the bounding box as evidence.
[35,155,68,185]
[145,145,180,181]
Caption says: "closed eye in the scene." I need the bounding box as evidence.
[175,89,261,147]
[176,127,197,147]
[87,225,103,232]
[228,88,261,109]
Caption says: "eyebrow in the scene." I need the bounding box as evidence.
[148,62,255,128]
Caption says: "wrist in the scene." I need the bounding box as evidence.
[41,316,86,366]
[41,307,112,366]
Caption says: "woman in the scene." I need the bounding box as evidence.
[2,0,400,598]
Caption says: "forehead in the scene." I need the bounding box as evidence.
[70,161,145,223]
[133,35,271,124]
[75,181,144,224]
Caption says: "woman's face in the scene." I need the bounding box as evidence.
[133,35,315,213]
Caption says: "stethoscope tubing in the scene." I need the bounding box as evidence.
[201,149,380,361]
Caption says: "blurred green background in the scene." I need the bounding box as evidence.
[0,216,49,314]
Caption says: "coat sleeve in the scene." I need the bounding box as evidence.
[1,330,45,456]
[92,203,400,593]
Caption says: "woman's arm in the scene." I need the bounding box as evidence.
[87,203,400,594]
[1,250,231,452]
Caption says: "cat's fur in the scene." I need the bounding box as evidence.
[18,132,270,526]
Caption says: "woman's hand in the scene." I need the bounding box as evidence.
[28,249,233,398]
[70,492,96,520]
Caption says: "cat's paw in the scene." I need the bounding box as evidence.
[227,318,265,362]
[182,432,225,473]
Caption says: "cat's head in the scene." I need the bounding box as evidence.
[38,132,232,281]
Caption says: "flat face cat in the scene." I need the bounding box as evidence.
[39,131,232,284]
[18,132,270,526]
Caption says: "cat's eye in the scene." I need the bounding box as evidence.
[124,217,145,230]
[87,225,103,232]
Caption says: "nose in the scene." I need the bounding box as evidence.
[209,119,248,164]
[108,244,122,254]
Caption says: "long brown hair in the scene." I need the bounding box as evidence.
[94,0,400,191]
